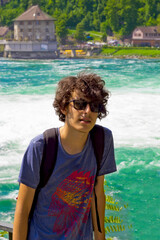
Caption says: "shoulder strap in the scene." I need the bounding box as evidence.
[39,128,58,188]
[29,128,58,220]
[90,124,104,233]
[90,124,104,174]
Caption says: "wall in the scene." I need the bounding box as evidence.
[14,20,55,41]
[4,41,57,51]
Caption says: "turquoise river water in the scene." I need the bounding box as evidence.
[0,58,159,240]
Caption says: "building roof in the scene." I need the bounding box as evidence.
[14,5,56,21]
[0,26,9,37]
[134,26,160,33]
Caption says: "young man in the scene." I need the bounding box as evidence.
[13,73,116,240]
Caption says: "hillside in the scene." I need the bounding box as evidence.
[1,0,160,41]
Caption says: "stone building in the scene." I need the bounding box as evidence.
[4,5,59,59]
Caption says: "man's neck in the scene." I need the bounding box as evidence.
[59,125,89,155]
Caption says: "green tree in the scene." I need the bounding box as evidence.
[93,11,100,31]
[56,18,68,44]
[67,8,83,28]
[137,7,146,25]
[100,21,111,35]
[101,32,107,42]
[105,0,139,37]
[75,22,85,42]
[0,8,20,26]
[44,0,55,15]
[105,0,121,33]
[55,0,68,11]
[80,12,93,31]
[146,16,157,26]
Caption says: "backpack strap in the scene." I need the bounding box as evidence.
[39,128,58,188]
[90,124,104,233]
[90,124,104,176]
[29,128,58,220]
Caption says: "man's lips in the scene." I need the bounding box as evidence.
[79,118,91,123]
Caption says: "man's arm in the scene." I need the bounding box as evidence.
[91,175,106,240]
[13,183,36,240]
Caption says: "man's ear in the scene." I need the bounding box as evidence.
[61,106,67,116]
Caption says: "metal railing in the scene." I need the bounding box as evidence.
[0,221,13,240]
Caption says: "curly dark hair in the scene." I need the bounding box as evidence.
[53,72,110,122]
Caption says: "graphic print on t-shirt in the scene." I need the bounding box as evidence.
[48,170,94,239]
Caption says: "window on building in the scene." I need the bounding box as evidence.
[28,21,32,25]
[46,28,49,32]
[20,22,24,25]
[46,21,49,26]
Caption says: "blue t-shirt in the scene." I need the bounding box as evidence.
[18,127,116,240]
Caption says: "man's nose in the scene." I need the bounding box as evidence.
[84,103,91,113]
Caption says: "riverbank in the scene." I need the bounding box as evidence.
[99,46,160,58]
[1,46,160,59]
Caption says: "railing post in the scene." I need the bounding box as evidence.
[0,221,13,240]
[9,232,13,240]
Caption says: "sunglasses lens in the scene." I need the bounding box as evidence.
[74,100,86,110]
[90,103,100,112]
[72,100,101,112]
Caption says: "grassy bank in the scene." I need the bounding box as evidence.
[68,29,103,41]
[101,46,160,58]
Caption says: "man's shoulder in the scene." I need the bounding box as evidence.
[103,126,112,136]
[29,133,44,149]
[95,124,112,137]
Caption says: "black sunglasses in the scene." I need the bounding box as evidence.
[69,99,101,113]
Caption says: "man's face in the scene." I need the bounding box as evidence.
[63,91,98,134]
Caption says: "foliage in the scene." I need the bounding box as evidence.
[104,183,133,239]
[101,32,107,42]
[1,0,160,39]
[75,22,85,42]
[55,17,68,44]
[0,230,8,238]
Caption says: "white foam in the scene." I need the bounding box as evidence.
[97,91,160,148]
[0,94,61,147]
[0,190,18,200]
[0,91,159,155]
